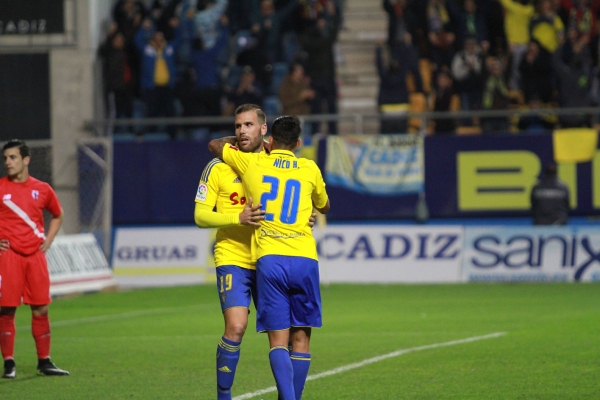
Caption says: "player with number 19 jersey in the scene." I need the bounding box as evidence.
[222,146,328,261]
[195,158,255,270]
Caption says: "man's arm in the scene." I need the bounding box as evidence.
[314,199,330,215]
[208,136,238,158]
[40,208,64,252]
[195,199,265,228]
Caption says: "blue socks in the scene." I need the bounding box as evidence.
[290,351,311,400]
[269,346,295,400]
[216,336,241,400]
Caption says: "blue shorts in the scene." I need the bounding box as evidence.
[255,255,322,332]
[215,265,256,313]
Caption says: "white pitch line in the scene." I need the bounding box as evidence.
[16,304,212,332]
[233,332,507,400]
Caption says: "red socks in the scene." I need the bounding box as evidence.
[32,314,51,360]
[0,314,16,360]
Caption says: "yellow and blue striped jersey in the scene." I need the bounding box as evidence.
[222,145,329,261]
[195,158,255,270]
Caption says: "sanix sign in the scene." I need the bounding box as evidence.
[462,226,600,282]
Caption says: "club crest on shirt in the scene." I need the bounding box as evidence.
[196,183,208,202]
[32,190,39,200]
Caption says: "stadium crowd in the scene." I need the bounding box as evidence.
[379,0,600,134]
[99,0,600,138]
[99,0,343,139]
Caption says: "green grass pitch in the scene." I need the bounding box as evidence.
[1,283,599,399]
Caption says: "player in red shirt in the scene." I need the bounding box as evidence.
[0,139,69,378]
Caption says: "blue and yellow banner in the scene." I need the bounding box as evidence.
[325,134,423,195]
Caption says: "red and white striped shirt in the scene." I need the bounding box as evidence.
[0,176,62,256]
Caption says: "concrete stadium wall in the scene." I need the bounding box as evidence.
[51,0,113,234]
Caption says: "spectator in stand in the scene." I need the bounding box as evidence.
[481,57,510,133]
[278,61,315,116]
[406,1,429,62]
[174,68,205,135]
[298,0,341,33]
[112,0,146,97]
[448,0,489,52]
[451,36,485,116]
[185,0,228,50]
[99,26,135,132]
[483,0,508,57]
[376,40,422,134]
[135,18,181,138]
[301,14,340,135]
[530,0,565,54]
[553,42,595,127]
[183,15,230,125]
[224,66,265,115]
[431,67,460,134]
[562,0,596,64]
[499,0,535,90]
[559,0,598,51]
[236,0,298,91]
[150,0,184,41]
[226,0,257,34]
[518,94,558,132]
[519,40,553,103]
[113,0,147,41]
[236,42,272,98]
[383,0,417,49]
[427,0,456,70]
[249,0,301,63]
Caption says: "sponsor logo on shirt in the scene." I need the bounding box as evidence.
[196,183,208,202]
[259,228,306,239]
[32,190,39,200]
[233,177,241,183]
[3,194,11,201]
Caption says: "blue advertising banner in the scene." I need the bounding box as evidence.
[325,135,423,195]
[424,134,600,218]
[463,226,600,282]
[317,137,420,221]
[112,133,600,225]
[113,141,213,225]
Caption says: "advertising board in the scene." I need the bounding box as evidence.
[463,226,600,282]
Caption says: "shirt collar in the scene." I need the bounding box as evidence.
[269,149,296,157]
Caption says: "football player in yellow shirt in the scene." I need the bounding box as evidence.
[194,104,266,400]
[208,115,330,400]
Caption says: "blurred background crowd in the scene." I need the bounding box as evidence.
[99,0,343,139]
[98,0,600,138]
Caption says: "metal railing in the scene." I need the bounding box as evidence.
[84,106,600,137]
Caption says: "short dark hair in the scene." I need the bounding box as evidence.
[235,104,266,125]
[271,116,301,148]
[3,139,30,159]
